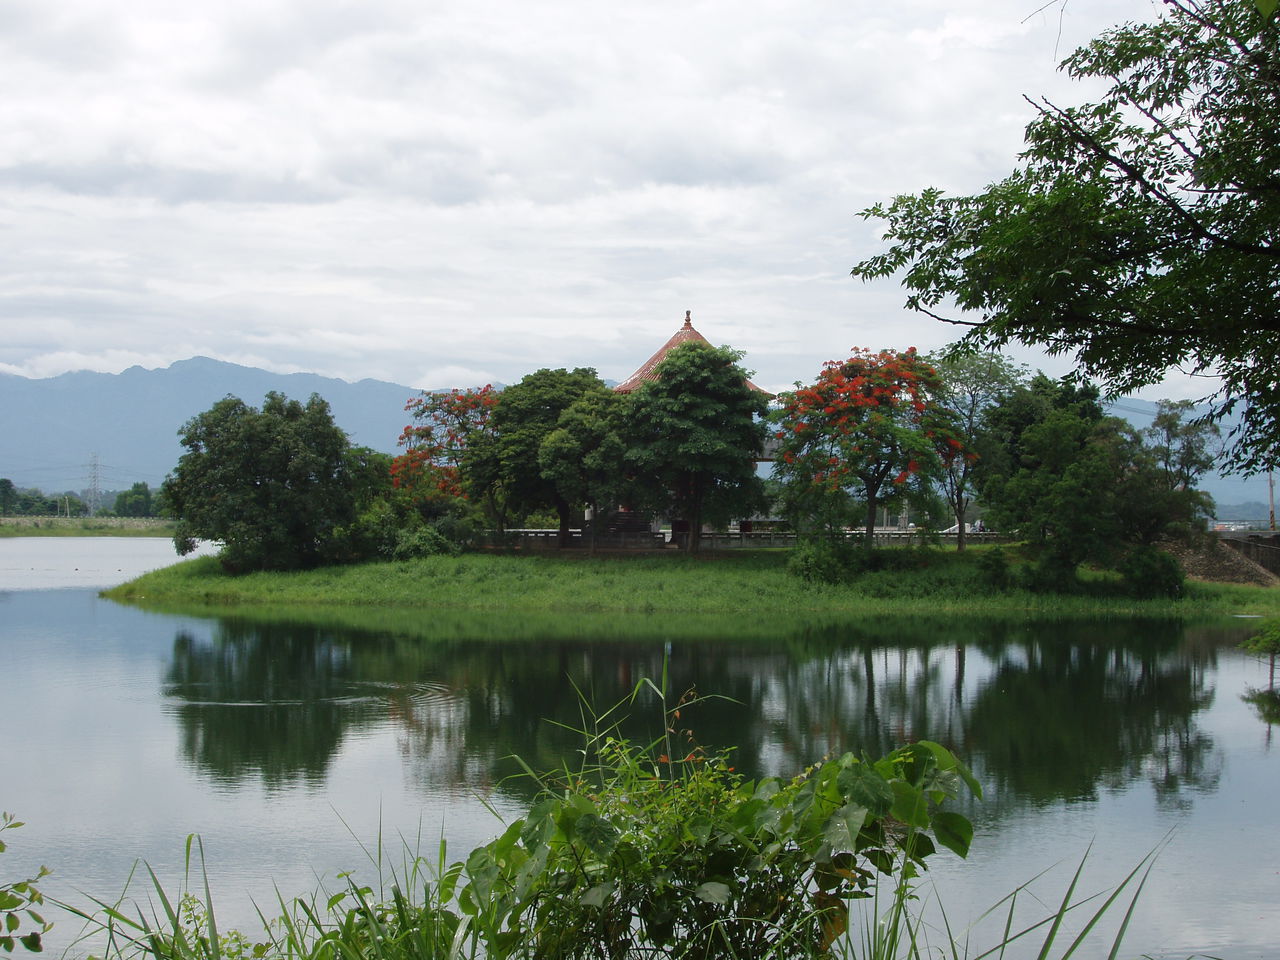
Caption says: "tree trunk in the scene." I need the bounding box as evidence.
[555,496,572,549]
[863,492,878,551]
[955,497,967,551]
[687,477,704,554]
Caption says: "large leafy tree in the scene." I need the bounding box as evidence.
[853,0,1280,472]
[625,342,769,552]
[476,367,610,546]
[775,348,959,548]
[163,392,359,572]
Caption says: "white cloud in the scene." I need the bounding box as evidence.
[0,0,1169,394]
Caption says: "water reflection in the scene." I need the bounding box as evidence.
[162,614,1225,809]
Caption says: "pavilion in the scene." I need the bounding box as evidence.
[614,311,772,397]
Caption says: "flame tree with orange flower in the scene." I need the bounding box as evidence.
[774,347,962,548]
[391,385,507,526]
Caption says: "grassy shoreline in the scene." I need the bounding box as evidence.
[0,516,177,537]
[102,547,1280,623]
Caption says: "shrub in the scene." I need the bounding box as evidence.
[1118,546,1185,599]
[975,547,1012,591]
[458,734,978,959]
[787,539,859,584]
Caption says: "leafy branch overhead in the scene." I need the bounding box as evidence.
[852,0,1280,472]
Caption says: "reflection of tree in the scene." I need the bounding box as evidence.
[965,628,1220,807]
[161,611,1223,809]
[1242,650,1279,750]
[165,622,382,789]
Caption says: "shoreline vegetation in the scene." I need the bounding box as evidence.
[0,516,177,537]
[102,546,1280,624]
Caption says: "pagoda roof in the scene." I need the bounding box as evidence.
[614,311,770,396]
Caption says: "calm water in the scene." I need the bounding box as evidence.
[2,539,1278,959]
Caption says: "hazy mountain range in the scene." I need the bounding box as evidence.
[0,357,422,494]
[0,356,1271,511]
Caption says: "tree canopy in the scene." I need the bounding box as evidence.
[163,392,361,572]
[852,0,1280,472]
[625,341,769,551]
[477,367,610,544]
[774,348,958,547]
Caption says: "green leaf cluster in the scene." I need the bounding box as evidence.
[0,814,52,953]
[454,737,978,958]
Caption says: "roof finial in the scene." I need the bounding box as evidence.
[684,309,692,327]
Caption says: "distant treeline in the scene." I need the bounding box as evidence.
[0,479,162,518]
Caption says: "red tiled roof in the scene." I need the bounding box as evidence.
[614,311,770,395]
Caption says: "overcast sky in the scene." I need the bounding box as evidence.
[2,0,1190,398]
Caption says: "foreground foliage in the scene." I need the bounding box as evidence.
[65,687,980,960]
[58,700,1168,960]
[0,813,51,953]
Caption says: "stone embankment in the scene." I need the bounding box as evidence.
[1163,535,1279,587]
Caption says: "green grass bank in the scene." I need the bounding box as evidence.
[0,516,177,537]
[103,547,1280,623]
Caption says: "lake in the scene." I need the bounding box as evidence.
[2,538,1277,959]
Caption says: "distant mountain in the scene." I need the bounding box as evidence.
[0,358,422,493]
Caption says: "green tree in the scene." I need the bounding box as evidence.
[775,348,958,549]
[981,377,1207,592]
[852,0,1280,472]
[625,342,769,552]
[476,368,610,546]
[162,392,360,573]
[929,351,1027,549]
[1145,399,1222,495]
[0,479,15,516]
[538,390,632,551]
[113,481,154,517]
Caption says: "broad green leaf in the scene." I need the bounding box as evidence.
[1257,0,1278,18]
[694,882,731,905]
[837,763,894,816]
[580,882,614,908]
[932,811,974,858]
[822,803,869,853]
[573,814,619,859]
[889,781,930,829]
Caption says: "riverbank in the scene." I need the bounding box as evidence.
[103,548,1280,621]
[0,516,176,537]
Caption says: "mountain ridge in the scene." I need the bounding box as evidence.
[0,357,423,492]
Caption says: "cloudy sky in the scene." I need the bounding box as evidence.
[1,0,1183,397]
